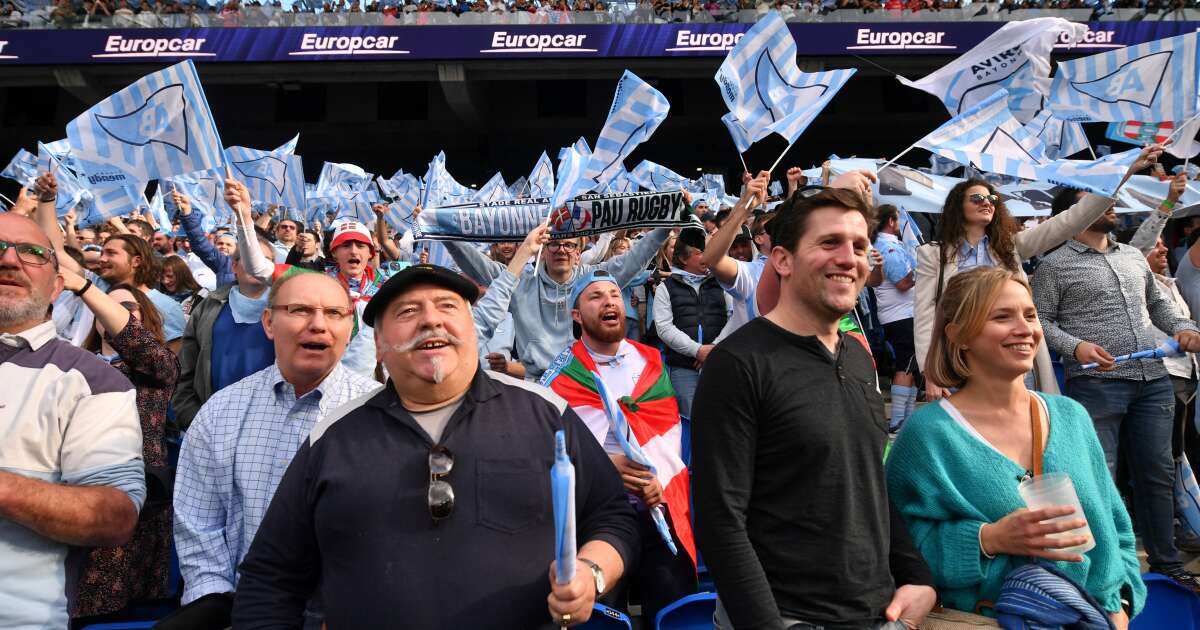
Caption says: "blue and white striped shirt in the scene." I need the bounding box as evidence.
[173,362,380,603]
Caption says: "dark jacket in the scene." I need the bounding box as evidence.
[663,275,728,368]
[233,369,639,629]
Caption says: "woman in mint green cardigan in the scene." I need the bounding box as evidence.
[886,267,1145,627]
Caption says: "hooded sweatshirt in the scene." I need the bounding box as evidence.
[445,228,671,379]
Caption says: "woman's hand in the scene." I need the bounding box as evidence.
[980,506,1088,562]
[1109,609,1129,630]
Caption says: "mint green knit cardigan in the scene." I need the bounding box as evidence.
[885,393,1146,618]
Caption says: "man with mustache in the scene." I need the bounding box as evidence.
[541,270,696,622]
[171,271,380,628]
[234,264,637,628]
[0,212,145,630]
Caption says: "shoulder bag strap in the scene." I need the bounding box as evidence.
[1030,394,1045,478]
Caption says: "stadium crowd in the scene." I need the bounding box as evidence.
[7,140,1200,629]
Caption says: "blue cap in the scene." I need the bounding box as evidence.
[567,269,620,309]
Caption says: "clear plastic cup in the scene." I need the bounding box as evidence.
[1017,472,1095,554]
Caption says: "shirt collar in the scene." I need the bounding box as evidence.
[584,339,634,367]
[1066,236,1117,253]
[0,320,56,351]
[958,235,990,258]
[876,232,899,243]
[271,361,347,404]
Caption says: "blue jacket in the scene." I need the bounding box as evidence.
[180,210,234,288]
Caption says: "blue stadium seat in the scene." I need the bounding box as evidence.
[580,603,633,629]
[1130,573,1200,630]
[680,415,691,470]
[655,592,717,630]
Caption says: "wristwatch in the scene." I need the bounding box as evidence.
[579,557,605,596]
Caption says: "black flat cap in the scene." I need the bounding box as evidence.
[362,264,480,327]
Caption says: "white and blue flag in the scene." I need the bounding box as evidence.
[83,184,145,224]
[378,169,410,199]
[529,151,555,198]
[164,171,228,226]
[1,149,37,186]
[584,70,671,188]
[67,59,225,188]
[721,113,755,153]
[474,172,510,204]
[898,18,1085,124]
[275,133,299,155]
[714,11,800,140]
[573,136,592,160]
[761,68,856,146]
[508,176,530,199]
[1048,31,1200,123]
[1038,148,1141,197]
[421,151,474,207]
[1022,109,1091,160]
[629,160,689,192]
[35,142,88,218]
[551,146,590,211]
[915,90,1049,181]
[225,145,306,210]
[382,172,422,232]
[317,161,375,195]
[1166,114,1200,160]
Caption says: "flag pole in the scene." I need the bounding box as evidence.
[0,191,15,208]
[767,142,794,175]
[737,151,749,176]
[1086,144,1098,160]
[878,143,917,174]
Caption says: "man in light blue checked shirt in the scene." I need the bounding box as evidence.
[171,271,381,627]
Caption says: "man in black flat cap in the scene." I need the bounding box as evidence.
[232,264,639,629]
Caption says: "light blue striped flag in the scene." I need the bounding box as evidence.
[1022,109,1091,160]
[421,151,474,207]
[1048,31,1199,123]
[598,167,639,194]
[1037,147,1141,197]
[898,18,1084,124]
[714,11,799,141]
[67,59,225,188]
[550,146,590,212]
[1,149,37,186]
[507,176,529,198]
[382,172,422,232]
[915,90,1049,181]
[1165,114,1200,160]
[896,205,923,246]
[629,160,689,192]
[146,188,172,233]
[377,170,408,199]
[275,133,299,155]
[225,145,306,211]
[573,137,592,160]
[474,172,510,204]
[35,142,88,218]
[721,113,755,153]
[584,70,670,188]
[317,161,375,195]
[762,68,856,146]
[529,151,555,198]
[82,184,144,224]
[164,171,228,227]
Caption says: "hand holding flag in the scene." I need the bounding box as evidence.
[550,430,576,586]
[1081,338,1182,370]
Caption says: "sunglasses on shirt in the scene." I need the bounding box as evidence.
[428,445,454,522]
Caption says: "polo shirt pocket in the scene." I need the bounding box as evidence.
[476,458,551,534]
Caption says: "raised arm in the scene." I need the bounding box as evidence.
[62,208,81,251]
[579,230,615,266]
[31,174,83,274]
[702,172,767,285]
[176,192,228,276]
[599,226,671,287]
[443,239,505,285]
[226,178,273,285]
[372,204,401,261]
[1129,173,1185,255]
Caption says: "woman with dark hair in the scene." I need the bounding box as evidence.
[159,254,206,317]
[914,145,1164,400]
[64,268,179,621]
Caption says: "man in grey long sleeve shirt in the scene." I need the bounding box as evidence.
[446,226,671,379]
[1032,205,1200,589]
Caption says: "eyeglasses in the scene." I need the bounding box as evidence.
[547,241,579,252]
[0,239,56,266]
[118,301,139,312]
[277,224,296,231]
[968,193,999,205]
[428,445,454,521]
[270,303,354,321]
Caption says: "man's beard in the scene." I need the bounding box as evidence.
[0,279,51,328]
[1089,216,1117,234]
[582,316,624,344]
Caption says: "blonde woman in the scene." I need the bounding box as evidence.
[887,267,1144,628]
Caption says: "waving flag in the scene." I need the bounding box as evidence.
[164,170,227,226]
[1,149,37,186]
[382,172,422,232]
[1023,109,1091,160]
[474,172,510,204]
[629,160,689,192]
[225,145,306,211]
[275,133,299,155]
[1048,31,1199,123]
[714,11,799,139]
[507,176,529,199]
[761,68,856,146]
[573,136,592,160]
[378,169,410,199]
[915,90,1049,181]
[421,151,473,207]
[83,184,145,224]
[584,70,671,189]
[67,60,225,188]
[1166,115,1200,160]
[898,18,1085,124]
[550,146,590,211]
[721,113,755,153]
[1039,148,1142,196]
[529,151,555,198]
[317,161,375,195]
[35,143,88,218]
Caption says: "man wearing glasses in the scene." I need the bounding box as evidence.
[234,264,637,628]
[171,271,380,629]
[272,218,300,263]
[0,213,145,630]
[444,218,673,380]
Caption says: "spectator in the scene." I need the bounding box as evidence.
[543,270,697,621]
[178,191,239,287]
[285,228,326,272]
[232,264,637,627]
[1033,193,1200,591]
[601,235,651,342]
[915,145,1161,401]
[872,205,918,432]
[0,213,144,630]
[271,218,299,262]
[445,218,671,379]
[653,227,733,416]
[701,172,771,338]
[693,187,936,629]
[151,230,175,257]
[323,220,404,377]
[888,266,1145,627]
[159,255,207,318]
[172,180,277,430]
[475,229,550,381]
[63,270,178,620]
[172,271,379,628]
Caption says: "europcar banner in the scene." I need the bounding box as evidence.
[415,190,688,242]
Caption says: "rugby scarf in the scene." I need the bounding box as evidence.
[542,340,696,566]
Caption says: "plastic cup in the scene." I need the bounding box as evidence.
[1017,472,1096,554]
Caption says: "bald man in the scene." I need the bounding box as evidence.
[0,213,145,630]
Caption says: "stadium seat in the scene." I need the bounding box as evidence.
[680,415,691,470]
[1130,573,1200,630]
[655,592,718,630]
[581,603,633,629]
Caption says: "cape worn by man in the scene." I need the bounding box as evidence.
[542,339,696,564]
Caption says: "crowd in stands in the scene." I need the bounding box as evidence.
[10,141,1200,628]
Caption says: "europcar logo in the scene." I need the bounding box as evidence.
[0,40,15,61]
[847,28,954,51]
[289,33,410,56]
[1054,27,1121,50]
[94,35,215,58]
[666,30,744,52]
[482,32,596,54]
